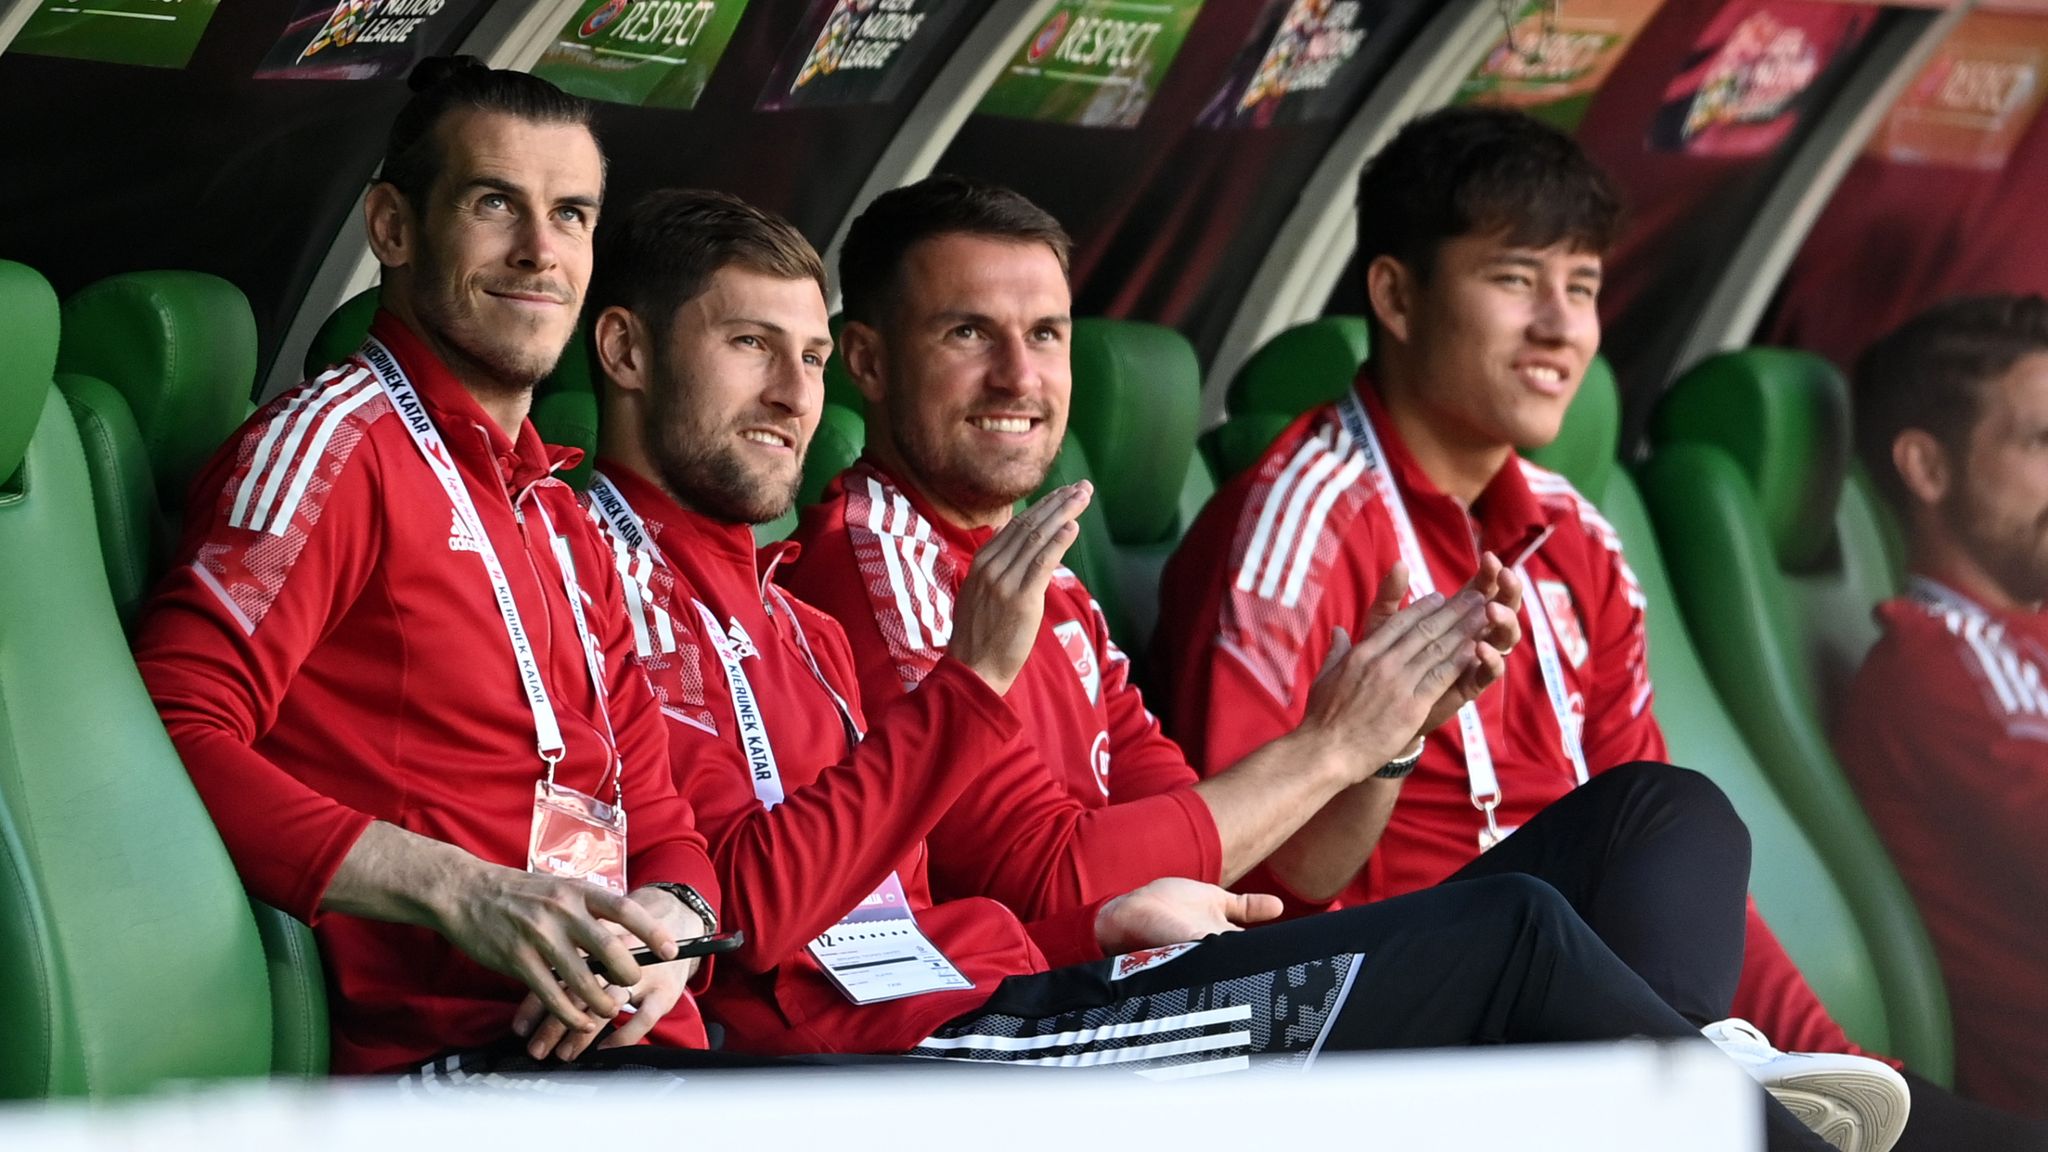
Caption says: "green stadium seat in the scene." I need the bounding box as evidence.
[308,288,596,489]
[53,371,155,626]
[802,402,866,509]
[534,388,599,493]
[0,260,275,1096]
[1032,431,1129,641]
[823,313,865,414]
[303,288,381,379]
[1640,348,1951,1079]
[756,315,869,544]
[1205,316,1369,483]
[760,401,869,547]
[55,271,258,629]
[53,272,330,1077]
[1059,318,1212,651]
[799,317,868,516]
[1528,359,1926,1067]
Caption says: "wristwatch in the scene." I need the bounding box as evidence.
[645,881,718,935]
[1374,737,1427,779]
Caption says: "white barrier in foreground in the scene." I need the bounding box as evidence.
[0,1041,1761,1152]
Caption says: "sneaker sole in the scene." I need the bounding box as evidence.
[1766,1068,1911,1152]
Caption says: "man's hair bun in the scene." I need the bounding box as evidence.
[380,55,596,208]
[408,55,488,93]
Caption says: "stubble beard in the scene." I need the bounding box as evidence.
[889,403,1054,520]
[410,242,566,396]
[1950,478,2048,604]
[648,353,801,527]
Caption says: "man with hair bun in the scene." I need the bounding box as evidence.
[137,57,719,1074]
[1839,294,2048,1123]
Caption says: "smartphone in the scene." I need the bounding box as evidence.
[583,929,745,974]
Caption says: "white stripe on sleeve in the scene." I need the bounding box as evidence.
[259,381,382,535]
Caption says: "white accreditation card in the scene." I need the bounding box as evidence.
[807,873,974,1005]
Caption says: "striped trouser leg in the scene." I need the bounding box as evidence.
[908,945,1366,1080]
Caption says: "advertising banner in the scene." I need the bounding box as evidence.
[1867,10,2048,170]
[255,0,478,81]
[1648,0,1875,158]
[758,0,971,111]
[1197,0,1407,129]
[11,0,220,69]
[975,0,1205,129]
[1455,0,1665,132]
[531,0,751,111]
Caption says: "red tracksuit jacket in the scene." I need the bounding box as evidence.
[1837,576,2048,1115]
[1155,372,1874,1061]
[136,313,720,1074]
[586,464,1103,1056]
[781,459,1223,916]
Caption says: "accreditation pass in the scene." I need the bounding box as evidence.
[807,873,973,1005]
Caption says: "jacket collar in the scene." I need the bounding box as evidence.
[1907,572,2006,621]
[853,455,999,558]
[1352,371,1549,559]
[369,309,569,492]
[594,459,793,594]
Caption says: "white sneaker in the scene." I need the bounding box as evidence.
[1702,1017,1911,1152]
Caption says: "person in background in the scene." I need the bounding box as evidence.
[1840,294,2048,1124]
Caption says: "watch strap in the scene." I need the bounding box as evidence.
[646,881,718,935]
[1374,736,1427,779]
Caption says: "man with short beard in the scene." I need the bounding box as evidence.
[582,191,1850,1147]
[137,58,719,1075]
[1839,295,2048,1122]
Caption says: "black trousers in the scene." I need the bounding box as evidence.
[1443,761,1751,1026]
[423,877,1827,1148]
[926,875,1833,1151]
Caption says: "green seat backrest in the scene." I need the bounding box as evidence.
[1525,361,1909,1061]
[309,289,596,489]
[823,313,865,414]
[55,272,258,629]
[0,261,274,1096]
[303,288,382,378]
[54,273,330,1077]
[802,312,866,521]
[1641,348,1951,1079]
[1206,316,1369,482]
[1227,316,1370,417]
[801,402,866,510]
[1063,318,1212,651]
[62,272,257,502]
[1032,432,1129,642]
[756,401,868,546]
[57,273,329,1076]
[789,313,868,536]
[1069,319,1202,547]
[53,372,156,628]
[1522,359,1622,494]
